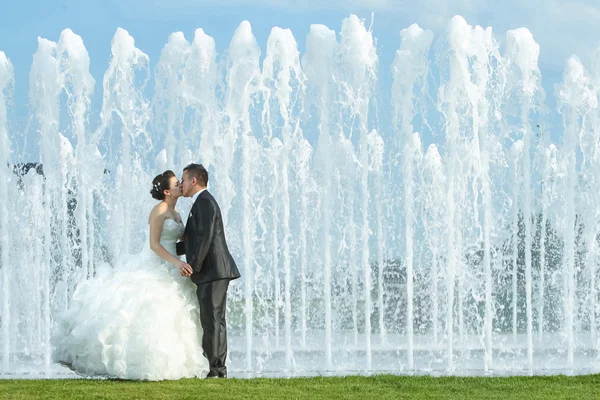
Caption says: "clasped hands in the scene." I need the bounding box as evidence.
[177,261,193,277]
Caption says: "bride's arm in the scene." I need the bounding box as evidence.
[149,209,192,276]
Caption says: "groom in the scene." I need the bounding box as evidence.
[179,163,241,378]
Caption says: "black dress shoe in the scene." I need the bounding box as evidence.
[206,371,219,379]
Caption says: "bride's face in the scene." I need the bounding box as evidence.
[167,176,182,199]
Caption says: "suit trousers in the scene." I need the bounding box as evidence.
[196,279,230,377]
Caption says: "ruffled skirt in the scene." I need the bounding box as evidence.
[52,251,209,380]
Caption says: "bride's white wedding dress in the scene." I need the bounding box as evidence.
[52,219,210,380]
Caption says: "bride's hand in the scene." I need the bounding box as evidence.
[176,262,193,277]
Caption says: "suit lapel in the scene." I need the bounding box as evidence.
[185,190,208,236]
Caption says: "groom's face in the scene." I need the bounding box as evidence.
[181,171,194,197]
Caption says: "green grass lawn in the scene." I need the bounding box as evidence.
[1,375,599,399]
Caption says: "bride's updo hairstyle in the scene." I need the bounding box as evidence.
[150,170,176,200]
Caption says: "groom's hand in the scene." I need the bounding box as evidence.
[177,262,193,277]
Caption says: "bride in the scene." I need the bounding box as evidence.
[52,170,210,380]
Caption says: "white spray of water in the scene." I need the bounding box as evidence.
[304,23,337,367]
[392,22,432,369]
[0,51,13,372]
[368,129,385,348]
[294,137,313,351]
[536,143,558,341]
[577,46,600,343]
[186,28,218,170]
[154,32,191,170]
[467,24,496,372]
[440,15,496,369]
[556,56,598,370]
[98,28,150,258]
[57,29,97,287]
[224,20,262,370]
[420,145,446,347]
[262,25,305,370]
[510,140,524,348]
[336,14,378,370]
[29,37,68,367]
[505,27,542,373]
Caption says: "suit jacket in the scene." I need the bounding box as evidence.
[181,190,240,285]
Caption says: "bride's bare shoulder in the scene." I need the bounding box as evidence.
[148,202,168,224]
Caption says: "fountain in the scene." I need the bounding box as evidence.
[1,14,600,378]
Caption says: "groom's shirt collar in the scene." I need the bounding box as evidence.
[191,188,206,204]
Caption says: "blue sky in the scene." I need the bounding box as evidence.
[1,0,599,146]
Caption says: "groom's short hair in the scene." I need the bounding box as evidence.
[184,163,209,187]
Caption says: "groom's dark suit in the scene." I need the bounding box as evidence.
[182,189,240,378]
